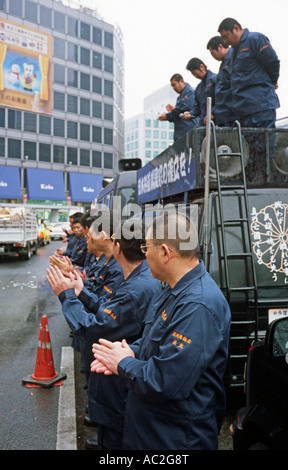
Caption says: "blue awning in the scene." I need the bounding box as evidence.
[27,168,65,201]
[0,165,22,199]
[69,173,103,203]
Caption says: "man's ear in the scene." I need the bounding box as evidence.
[161,244,172,264]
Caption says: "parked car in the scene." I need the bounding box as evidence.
[48,222,70,240]
[232,316,288,450]
[37,220,51,245]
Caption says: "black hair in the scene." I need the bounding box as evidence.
[113,219,146,263]
[218,18,242,33]
[186,57,207,72]
[170,73,184,82]
[207,36,229,50]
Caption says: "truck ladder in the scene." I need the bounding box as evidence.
[211,121,259,386]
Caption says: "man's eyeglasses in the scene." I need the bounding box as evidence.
[140,243,173,254]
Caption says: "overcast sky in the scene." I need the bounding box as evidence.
[82,0,288,121]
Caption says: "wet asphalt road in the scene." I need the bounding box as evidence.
[0,240,243,451]
[0,241,72,450]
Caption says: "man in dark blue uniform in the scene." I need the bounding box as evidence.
[207,36,235,127]
[184,58,217,126]
[92,213,231,450]
[217,17,280,128]
[46,219,162,450]
[158,73,199,141]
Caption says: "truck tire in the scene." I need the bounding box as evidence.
[24,243,32,260]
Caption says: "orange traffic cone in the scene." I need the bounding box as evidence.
[22,315,66,388]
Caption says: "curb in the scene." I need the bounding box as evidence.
[56,346,77,450]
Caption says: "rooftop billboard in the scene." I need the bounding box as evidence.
[0,18,52,114]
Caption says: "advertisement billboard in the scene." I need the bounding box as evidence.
[0,18,52,114]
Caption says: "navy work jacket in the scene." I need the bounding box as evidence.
[58,259,161,343]
[118,261,231,450]
[166,83,199,141]
[69,235,88,267]
[192,70,217,126]
[80,255,124,303]
[63,233,77,257]
[229,28,280,118]
[213,49,235,126]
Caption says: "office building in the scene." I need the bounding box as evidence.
[0,0,124,208]
[125,84,176,166]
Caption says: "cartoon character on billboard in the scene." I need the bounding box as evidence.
[22,63,36,91]
[8,63,20,86]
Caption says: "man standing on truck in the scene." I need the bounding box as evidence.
[183,58,217,126]
[157,74,199,142]
[217,17,280,128]
[206,36,235,127]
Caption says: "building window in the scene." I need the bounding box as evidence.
[54,64,65,84]
[67,147,78,165]
[80,149,90,166]
[39,143,51,162]
[54,37,65,60]
[80,72,90,91]
[24,141,36,161]
[92,76,102,94]
[67,121,78,139]
[54,145,65,164]
[67,16,78,37]
[104,31,113,50]
[39,5,51,28]
[8,109,21,130]
[80,47,90,66]
[0,0,6,12]
[24,112,36,132]
[92,51,102,70]
[25,0,37,22]
[54,91,65,111]
[92,150,102,168]
[80,98,90,116]
[54,118,65,137]
[67,68,78,88]
[93,27,102,45]
[104,56,113,74]
[80,21,90,41]
[8,139,21,158]
[104,152,113,169]
[9,0,22,17]
[0,137,4,157]
[92,101,102,119]
[80,123,90,141]
[67,42,78,62]
[104,128,113,145]
[104,80,113,97]
[67,94,78,113]
[39,115,51,135]
[104,104,113,121]
[54,11,65,33]
[0,107,5,127]
[92,126,101,143]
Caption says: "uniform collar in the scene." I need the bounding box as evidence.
[126,258,148,280]
[171,259,206,296]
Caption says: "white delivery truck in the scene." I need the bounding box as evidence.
[0,207,38,260]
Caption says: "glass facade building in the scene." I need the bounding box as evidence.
[0,0,124,205]
[125,85,177,166]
